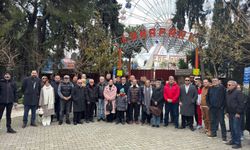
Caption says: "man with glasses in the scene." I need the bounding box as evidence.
[225,81,245,149]
[206,78,227,142]
[58,75,74,125]
[179,77,198,131]
[22,70,41,128]
[0,72,18,133]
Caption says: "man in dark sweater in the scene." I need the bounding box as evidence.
[225,81,245,149]
[206,78,227,141]
[0,72,18,133]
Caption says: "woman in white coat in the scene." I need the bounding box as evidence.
[39,76,55,126]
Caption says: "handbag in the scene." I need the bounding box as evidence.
[106,101,113,112]
[149,106,162,116]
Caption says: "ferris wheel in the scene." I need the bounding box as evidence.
[119,0,176,25]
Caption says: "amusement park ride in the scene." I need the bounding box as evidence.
[115,0,200,76]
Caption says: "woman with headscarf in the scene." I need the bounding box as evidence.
[39,76,55,126]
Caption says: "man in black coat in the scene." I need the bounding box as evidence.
[22,70,41,128]
[246,95,250,133]
[0,72,18,133]
[72,79,86,125]
[206,78,227,141]
[51,75,61,121]
[85,79,98,123]
[58,75,74,125]
[225,81,245,149]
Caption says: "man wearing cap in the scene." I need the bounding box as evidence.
[58,75,74,125]
[0,72,18,133]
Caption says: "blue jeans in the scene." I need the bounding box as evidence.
[164,102,179,127]
[229,114,242,145]
[23,105,37,124]
[152,115,160,126]
[98,99,105,119]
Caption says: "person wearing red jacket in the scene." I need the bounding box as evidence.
[195,79,203,130]
[163,76,180,128]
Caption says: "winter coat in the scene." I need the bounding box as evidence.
[39,84,55,117]
[22,77,41,106]
[86,85,98,103]
[72,85,86,112]
[179,84,198,116]
[246,96,250,132]
[142,86,153,114]
[150,87,164,116]
[58,82,74,100]
[127,85,142,104]
[201,86,209,107]
[116,95,128,111]
[51,80,60,101]
[104,85,117,115]
[151,87,164,109]
[163,82,180,104]
[116,83,129,94]
[97,82,106,99]
[226,89,245,114]
[206,85,226,109]
[104,85,117,101]
[0,79,18,104]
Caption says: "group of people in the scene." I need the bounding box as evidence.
[0,70,250,149]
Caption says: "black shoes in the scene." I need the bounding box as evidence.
[7,128,17,134]
[232,145,242,149]
[156,125,160,128]
[73,122,77,125]
[22,124,27,128]
[66,120,71,124]
[226,141,241,149]
[58,121,63,125]
[226,141,234,145]
[30,123,37,127]
[190,127,195,131]
[23,123,37,128]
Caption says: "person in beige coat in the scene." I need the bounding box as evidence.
[39,76,55,126]
[201,79,211,135]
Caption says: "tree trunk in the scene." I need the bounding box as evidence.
[212,62,218,77]
[128,57,131,76]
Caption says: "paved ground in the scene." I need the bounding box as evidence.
[0,106,250,150]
